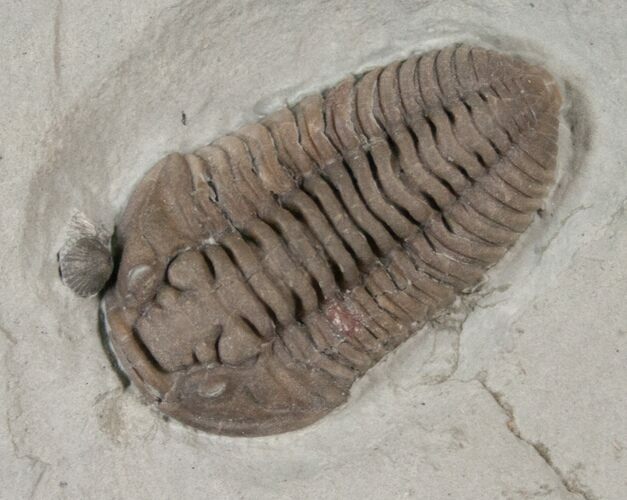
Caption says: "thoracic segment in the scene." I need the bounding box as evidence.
[103,44,561,436]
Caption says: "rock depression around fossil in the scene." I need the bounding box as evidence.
[102,44,562,436]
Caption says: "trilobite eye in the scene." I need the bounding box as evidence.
[58,212,113,297]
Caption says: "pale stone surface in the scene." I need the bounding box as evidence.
[1,1,625,499]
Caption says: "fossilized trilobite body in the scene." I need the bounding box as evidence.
[102,44,562,436]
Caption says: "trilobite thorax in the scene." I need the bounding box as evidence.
[102,44,562,436]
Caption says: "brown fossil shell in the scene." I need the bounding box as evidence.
[59,212,113,297]
[102,44,562,436]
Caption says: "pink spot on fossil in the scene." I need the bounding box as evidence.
[324,299,362,338]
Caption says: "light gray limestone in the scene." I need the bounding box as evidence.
[1,1,625,498]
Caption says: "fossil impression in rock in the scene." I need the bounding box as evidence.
[102,44,562,436]
[59,212,113,297]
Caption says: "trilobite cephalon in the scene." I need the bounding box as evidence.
[102,44,562,436]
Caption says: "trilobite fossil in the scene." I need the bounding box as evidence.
[100,44,562,436]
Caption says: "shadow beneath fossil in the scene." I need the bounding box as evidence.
[97,302,131,389]
[97,226,130,389]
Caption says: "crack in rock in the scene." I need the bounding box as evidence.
[535,204,592,259]
[4,347,51,499]
[6,412,50,500]
[417,285,510,387]
[0,323,17,344]
[473,378,599,500]
[28,463,50,500]
[420,299,471,385]
[607,196,627,228]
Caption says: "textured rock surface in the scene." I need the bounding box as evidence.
[1,0,626,498]
[104,45,562,436]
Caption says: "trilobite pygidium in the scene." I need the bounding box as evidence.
[103,44,561,436]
